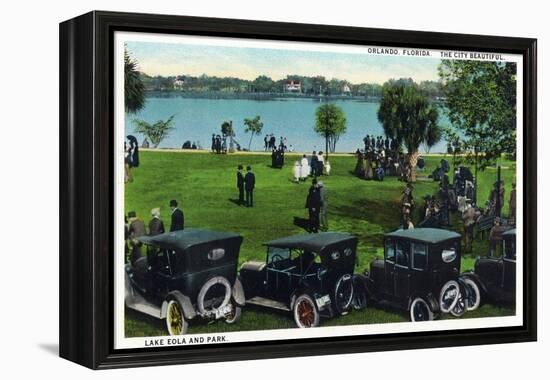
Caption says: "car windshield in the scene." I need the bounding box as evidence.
[385,239,395,263]
[267,246,291,264]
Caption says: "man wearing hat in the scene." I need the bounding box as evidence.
[169,200,184,231]
[244,166,256,207]
[128,211,146,264]
[236,165,245,205]
[305,178,322,233]
[148,208,165,236]
[318,181,328,231]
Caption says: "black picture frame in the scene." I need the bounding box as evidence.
[59,10,537,369]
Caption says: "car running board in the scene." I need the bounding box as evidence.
[246,296,291,311]
[126,291,162,319]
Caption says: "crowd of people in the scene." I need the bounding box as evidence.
[354,134,408,181]
[290,151,330,182]
[125,199,185,264]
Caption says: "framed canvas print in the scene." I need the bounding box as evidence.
[59,11,537,369]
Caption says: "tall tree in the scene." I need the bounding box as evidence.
[124,48,145,113]
[377,80,441,182]
[314,103,347,158]
[132,115,175,148]
[221,120,235,152]
[439,60,517,201]
[243,116,264,151]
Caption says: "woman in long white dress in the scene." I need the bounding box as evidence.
[300,154,310,180]
[293,161,301,182]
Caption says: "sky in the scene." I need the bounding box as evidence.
[125,39,442,84]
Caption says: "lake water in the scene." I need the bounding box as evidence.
[125,96,449,153]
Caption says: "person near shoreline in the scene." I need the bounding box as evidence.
[300,154,310,180]
[244,166,256,207]
[237,164,245,205]
[305,178,321,233]
[311,151,318,177]
[325,160,331,176]
[317,151,324,176]
[509,182,516,225]
[293,161,301,183]
[148,208,165,236]
[169,199,184,231]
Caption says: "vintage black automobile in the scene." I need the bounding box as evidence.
[239,232,358,328]
[355,228,475,321]
[125,229,245,335]
[461,228,516,306]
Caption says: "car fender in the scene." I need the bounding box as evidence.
[162,291,197,320]
[459,272,488,300]
[232,277,246,307]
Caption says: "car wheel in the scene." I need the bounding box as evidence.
[334,274,354,315]
[462,278,481,311]
[166,299,189,335]
[224,301,242,324]
[450,290,466,317]
[410,297,434,322]
[293,294,320,328]
[197,276,232,316]
[439,280,460,313]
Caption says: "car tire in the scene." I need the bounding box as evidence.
[197,276,232,315]
[450,289,466,317]
[410,297,434,322]
[166,299,189,335]
[224,301,242,324]
[462,278,481,311]
[439,280,460,313]
[333,274,354,315]
[293,294,320,328]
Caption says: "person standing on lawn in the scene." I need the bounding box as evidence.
[148,208,165,236]
[244,166,256,207]
[236,164,245,205]
[318,181,328,231]
[310,151,318,177]
[128,211,146,264]
[508,182,517,226]
[305,178,321,233]
[169,199,184,231]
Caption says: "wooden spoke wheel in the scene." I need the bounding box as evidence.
[166,300,189,335]
[293,294,320,328]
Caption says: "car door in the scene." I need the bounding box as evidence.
[502,238,516,292]
[384,239,396,297]
[266,247,292,300]
[394,239,411,302]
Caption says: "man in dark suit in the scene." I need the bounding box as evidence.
[237,164,245,205]
[305,178,321,233]
[310,151,318,177]
[244,166,255,207]
[169,199,184,231]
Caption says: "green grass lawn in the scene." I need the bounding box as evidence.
[125,150,516,337]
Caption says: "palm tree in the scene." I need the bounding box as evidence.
[243,116,264,151]
[314,103,347,159]
[132,115,175,148]
[125,48,145,114]
[377,80,440,182]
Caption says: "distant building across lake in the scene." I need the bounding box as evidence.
[284,80,301,93]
